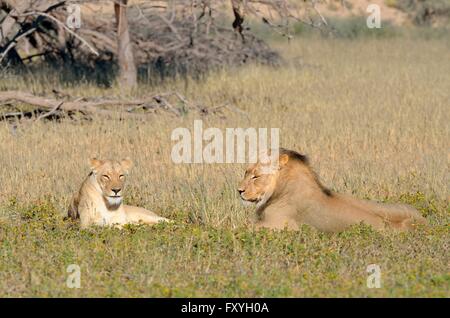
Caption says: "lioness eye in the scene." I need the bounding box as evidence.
[102,175,110,180]
[119,175,124,179]
[251,175,258,180]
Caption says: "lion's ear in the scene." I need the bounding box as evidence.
[120,157,133,173]
[89,158,104,172]
[278,154,289,168]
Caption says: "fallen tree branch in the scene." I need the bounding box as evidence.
[35,101,64,121]
[0,90,200,121]
[0,91,158,120]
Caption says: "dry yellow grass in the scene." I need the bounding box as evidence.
[0,36,448,297]
[1,37,448,217]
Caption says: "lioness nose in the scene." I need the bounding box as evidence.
[238,189,244,195]
[112,188,121,195]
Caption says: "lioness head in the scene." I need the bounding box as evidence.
[237,151,290,208]
[89,158,133,206]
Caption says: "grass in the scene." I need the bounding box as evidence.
[0,36,449,297]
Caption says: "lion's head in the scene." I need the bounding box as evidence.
[237,150,291,208]
[89,158,133,207]
[238,148,332,209]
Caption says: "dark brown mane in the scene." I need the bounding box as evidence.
[279,148,309,165]
[280,148,333,197]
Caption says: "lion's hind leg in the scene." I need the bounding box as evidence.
[123,205,171,225]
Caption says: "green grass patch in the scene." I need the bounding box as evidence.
[0,196,448,297]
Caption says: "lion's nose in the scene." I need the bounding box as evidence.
[238,189,244,195]
[112,188,121,195]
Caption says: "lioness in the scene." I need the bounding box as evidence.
[68,158,170,228]
[238,148,426,232]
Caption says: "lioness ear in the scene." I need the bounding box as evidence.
[120,157,133,173]
[278,154,289,168]
[89,158,104,172]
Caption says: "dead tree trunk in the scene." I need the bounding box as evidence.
[114,0,137,88]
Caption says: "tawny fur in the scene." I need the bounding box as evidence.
[68,158,170,229]
[238,148,426,232]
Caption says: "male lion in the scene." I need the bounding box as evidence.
[68,158,170,228]
[237,148,426,232]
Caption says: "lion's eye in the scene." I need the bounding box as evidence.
[102,175,110,180]
[251,175,258,180]
[119,175,125,179]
